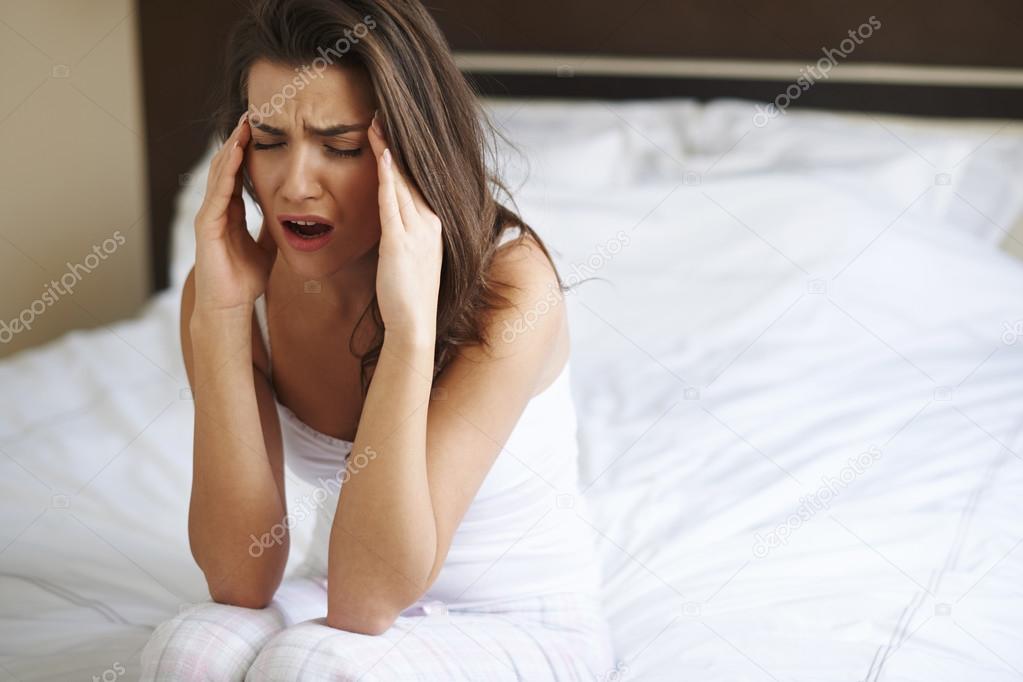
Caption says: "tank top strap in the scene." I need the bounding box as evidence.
[253,293,272,375]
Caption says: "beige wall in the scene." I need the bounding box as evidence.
[0,0,149,359]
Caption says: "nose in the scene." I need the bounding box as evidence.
[280,144,323,203]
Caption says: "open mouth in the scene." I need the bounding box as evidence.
[283,220,333,239]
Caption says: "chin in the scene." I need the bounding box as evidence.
[282,244,371,276]
[280,252,338,280]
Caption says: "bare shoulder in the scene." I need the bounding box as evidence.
[489,230,563,308]
[492,226,552,266]
[481,230,569,391]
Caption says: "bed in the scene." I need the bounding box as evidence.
[4,2,1023,681]
[3,96,1023,681]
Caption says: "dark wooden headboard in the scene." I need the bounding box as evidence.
[137,0,1023,295]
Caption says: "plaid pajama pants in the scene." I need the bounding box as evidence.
[139,575,618,681]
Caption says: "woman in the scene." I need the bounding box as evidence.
[140,0,615,679]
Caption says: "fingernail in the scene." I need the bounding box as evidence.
[382,148,391,167]
[372,109,383,137]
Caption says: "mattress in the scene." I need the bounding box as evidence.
[2,97,1022,681]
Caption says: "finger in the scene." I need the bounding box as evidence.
[369,109,405,235]
[368,109,409,228]
[367,110,432,227]
[391,159,433,221]
[385,153,429,221]
[391,162,418,230]
[202,138,244,229]
[203,115,250,226]
[206,112,248,195]
[231,117,251,201]
[225,173,245,234]
[216,114,249,199]
[377,147,403,237]
[205,146,242,221]
[367,108,385,155]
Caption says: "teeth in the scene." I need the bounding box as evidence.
[284,218,332,240]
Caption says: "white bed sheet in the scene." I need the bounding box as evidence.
[2,98,1022,681]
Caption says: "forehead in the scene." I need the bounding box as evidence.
[246,58,374,124]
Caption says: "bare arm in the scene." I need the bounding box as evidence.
[324,242,565,635]
[183,111,286,609]
[324,118,442,633]
[182,268,289,608]
[323,113,564,635]
[326,329,438,632]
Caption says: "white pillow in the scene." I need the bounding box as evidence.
[483,97,1023,247]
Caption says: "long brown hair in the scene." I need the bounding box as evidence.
[213,0,570,394]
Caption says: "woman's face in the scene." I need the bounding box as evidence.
[244,59,379,276]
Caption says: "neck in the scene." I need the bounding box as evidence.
[270,244,379,325]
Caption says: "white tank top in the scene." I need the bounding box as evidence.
[252,292,604,611]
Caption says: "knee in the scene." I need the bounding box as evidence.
[244,620,370,682]
[140,601,286,682]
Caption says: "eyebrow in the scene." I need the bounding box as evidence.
[252,121,368,136]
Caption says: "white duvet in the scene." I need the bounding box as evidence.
[2,98,1022,681]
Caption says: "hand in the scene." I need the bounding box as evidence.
[367,110,443,342]
[192,112,277,316]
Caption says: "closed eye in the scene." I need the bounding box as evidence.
[324,146,362,159]
[252,142,362,159]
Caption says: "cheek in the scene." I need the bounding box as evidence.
[245,156,275,198]
[336,165,381,215]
